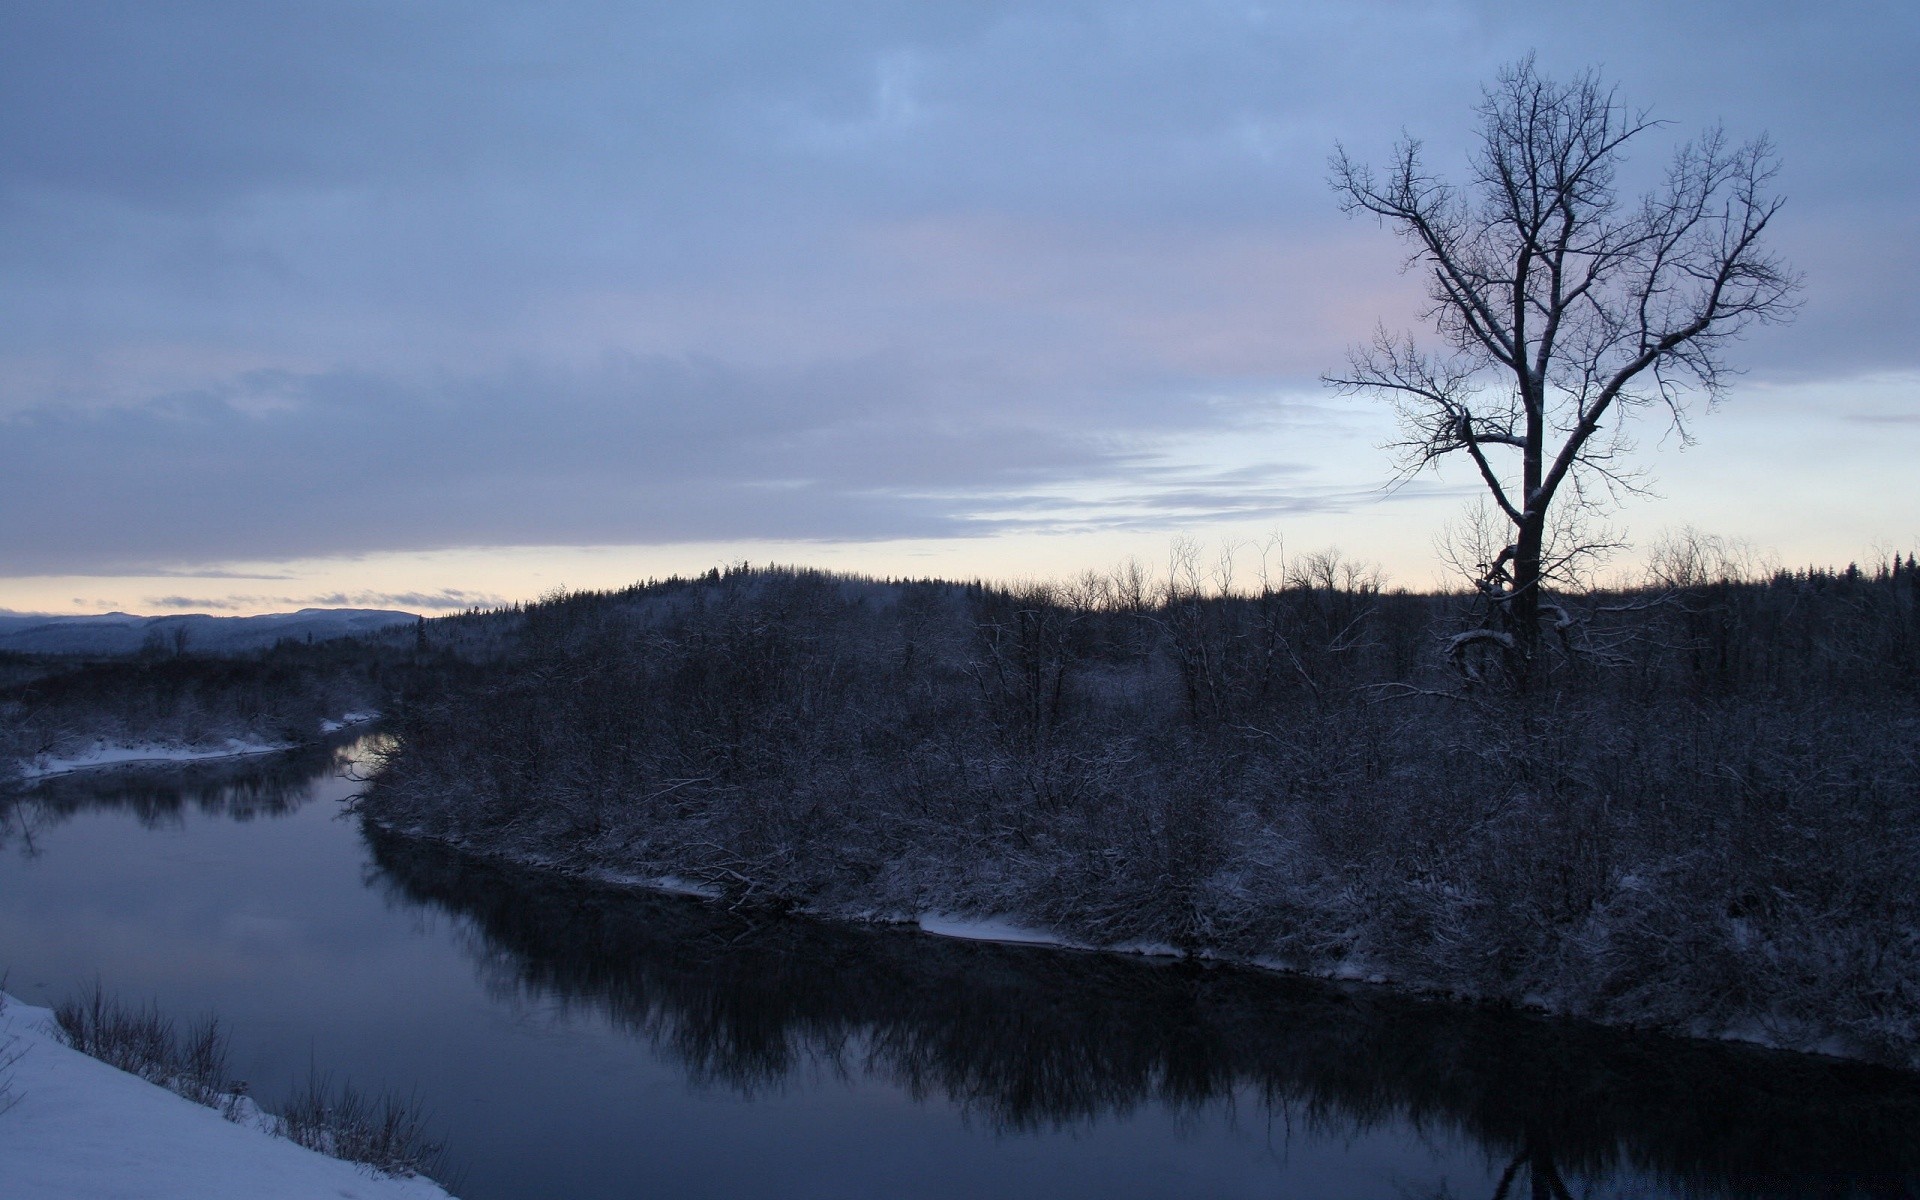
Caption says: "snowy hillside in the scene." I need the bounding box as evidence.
[0,994,454,1200]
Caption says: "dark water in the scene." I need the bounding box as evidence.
[4,742,1918,1199]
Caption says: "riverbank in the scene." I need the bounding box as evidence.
[14,712,380,782]
[0,992,452,1200]
[18,737,296,782]
[364,815,1911,1075]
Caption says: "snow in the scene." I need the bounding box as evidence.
[14,712,380,780]
[647,873,725,899]
[917,913,1076,947]
[914,914,1180,959]
[0,994,455,1200]
[18,738,294,782]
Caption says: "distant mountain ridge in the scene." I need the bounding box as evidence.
[0,608,419,655]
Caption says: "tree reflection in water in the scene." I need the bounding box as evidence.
[1,733,383,853]
[365,825,1920,1200]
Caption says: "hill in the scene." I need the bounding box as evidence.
[0,609,418,656]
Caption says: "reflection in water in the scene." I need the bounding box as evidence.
[2,736,372,852]
[367,825,1920,1200]
[12,741,1919,1200]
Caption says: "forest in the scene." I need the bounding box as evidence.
[348,546,1920,1067]
[0,635,420,780]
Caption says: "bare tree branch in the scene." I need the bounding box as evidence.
[1326,57,1798,677]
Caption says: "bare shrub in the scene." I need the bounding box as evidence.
[279,1071,447,1181]
[53,983,449,1179]
[54,983,231,1108]
[0,992,22,1118]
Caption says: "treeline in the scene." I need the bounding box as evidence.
[0,637,428,773]
[359,555,1920,1065]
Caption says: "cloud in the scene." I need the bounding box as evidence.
[1847,413,1920,425]
[143,588,507,613]
[145,595,243,611]
[0,1,1913,585]
[1,355,1337,574]
[957,475,1474,536]
[144,567,299,580]
[303,589,510,611]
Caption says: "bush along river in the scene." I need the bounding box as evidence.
[4,736,1917,1199]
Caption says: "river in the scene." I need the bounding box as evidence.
[4,737,1916,1199]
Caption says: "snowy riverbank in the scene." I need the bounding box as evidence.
[0,993,452,1200]
[13,712,380,782]
[17,737,297,782]
[365,816,1917,1075]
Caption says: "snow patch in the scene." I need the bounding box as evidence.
[19,738,294,782]
[1108,940,1184,959]
[917,913,1076,948]
[320,711,381,734]
[648,874,726,899]
[572,867,725,900]
[0,993,454,1200]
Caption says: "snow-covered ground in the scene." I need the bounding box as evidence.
[915,913,1184,958]
[916,912,1082,947]
[0,994,454,1200]
[14,712,382,781]
[17,737,296,782]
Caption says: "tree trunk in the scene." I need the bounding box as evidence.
[1507,366,1546,682]
[1509,517,1543,677]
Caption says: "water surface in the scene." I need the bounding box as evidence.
[4,742,1916,1199]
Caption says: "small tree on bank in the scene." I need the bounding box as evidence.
[1328,57,1798,680]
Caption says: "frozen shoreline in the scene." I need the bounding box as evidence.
[13,712,380,782]
[0,992,452,1200]
[18,738,297,782]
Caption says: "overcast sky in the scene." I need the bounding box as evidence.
[4,0,1916,614]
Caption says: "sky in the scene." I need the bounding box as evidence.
[2,0,1916,615]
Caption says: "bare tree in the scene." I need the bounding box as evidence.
[1328,57,1797,677]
